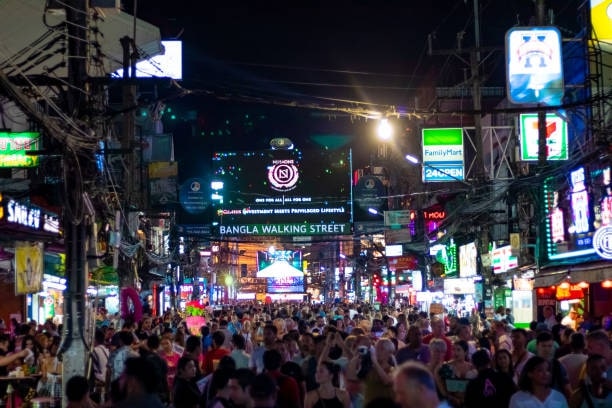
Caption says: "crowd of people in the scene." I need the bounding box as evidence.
[1,301,612,408]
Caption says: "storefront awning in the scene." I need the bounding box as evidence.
[533,262,612,287]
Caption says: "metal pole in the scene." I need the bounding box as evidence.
[536,0,548,168]
[60,0,89,397]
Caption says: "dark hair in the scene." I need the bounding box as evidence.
[123,357,161,394]
[536,331,554,344]
[185,335,201,353]
[263,349,282,371]
[147,334,160,350]
[232,333,246,350]
[94,329,105,345]
[320,361,341,387]
[212,331,225,347]
[250,373,277,399]
[229,368,255,391]
[118,330,134,347]
[176,356,194,374]
[209,368,234,397]
[471,349,491,369]
[65,375,90,402]
[493,349,514,374]
[569,332,585,351]
[218,355,237,371]
[264,324,278,335]
[453,340,469,360]
[517,356,548,392]
[511,328,528,338]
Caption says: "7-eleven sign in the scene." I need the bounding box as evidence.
[519,113,568,161]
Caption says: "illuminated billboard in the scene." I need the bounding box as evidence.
[543,166,610,261]
[113,40,182,79]
[0,132,40,168]
[459,242,478,277]
[519,113,568,161]
[212,149,352,236]
[421,128,464,182]
[506,27,564,105]
[267,276,304,293]
[429,238,458,278]
[491,245,518,274]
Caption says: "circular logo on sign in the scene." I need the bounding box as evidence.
[593,226,612,260]
[268,163,299,192]
[190,181,201,192]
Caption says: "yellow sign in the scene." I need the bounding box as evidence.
[15,241,44,294]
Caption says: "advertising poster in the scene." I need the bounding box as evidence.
[15,241,43,294]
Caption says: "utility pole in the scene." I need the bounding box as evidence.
[60,0,89,391]
[536,0,548,169]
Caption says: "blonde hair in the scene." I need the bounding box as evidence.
[429,338,447,353]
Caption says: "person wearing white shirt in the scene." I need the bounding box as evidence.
[561,310,579,331]
[509,356,568,408]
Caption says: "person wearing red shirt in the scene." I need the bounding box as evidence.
[203,331,230,375]
[421,317,452,361]
[263,349,301,408]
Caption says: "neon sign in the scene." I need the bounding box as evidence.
[570,167,590,234]
[593,226,612,260]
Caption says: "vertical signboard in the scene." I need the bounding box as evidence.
[519,113,568,160]
[506,27,564,105]
[421,128,464,182]
[459,242,478,277]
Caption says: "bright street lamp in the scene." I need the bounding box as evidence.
[377,118,393,141]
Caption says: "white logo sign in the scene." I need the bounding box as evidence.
[267,160,299,192]
[593,226,612,260]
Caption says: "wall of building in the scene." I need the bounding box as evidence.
[0,280,25,328]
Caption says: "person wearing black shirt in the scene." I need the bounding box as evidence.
[172,356,202,408]
[464,349,516,408]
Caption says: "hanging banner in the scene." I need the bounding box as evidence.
[15,241,44,294]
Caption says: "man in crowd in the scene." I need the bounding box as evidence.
[228,368,255,408]
[393,361,451,408]
[250,324,277,374]
[203,331,230,375]
[422,317,452,361]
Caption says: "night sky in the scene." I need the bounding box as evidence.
[127,0,583,188]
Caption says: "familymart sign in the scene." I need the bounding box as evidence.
[421,128,465,182]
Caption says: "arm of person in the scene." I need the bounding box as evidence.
[333,335,353,359]
[0,349,28,368]
[338,388,351,408]
[317,334,333,366]
[368,346,393,385]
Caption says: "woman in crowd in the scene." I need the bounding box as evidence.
[427,337,447,388]
[509,356,568,408]
[493,348,514,381]
[362,337,396,407]
[172,356,201,408]
[159,334,182,392]
[396,324,430,365]
[436,340,477,407]
[304,361,350,408]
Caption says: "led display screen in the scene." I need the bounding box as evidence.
[266,276,305,293]
[212,148,352,236]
